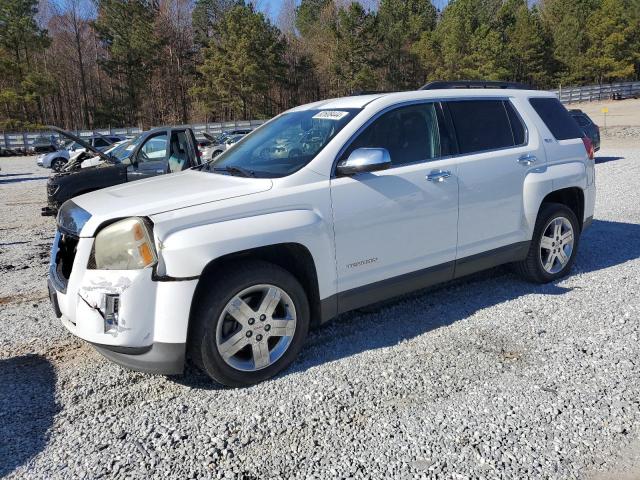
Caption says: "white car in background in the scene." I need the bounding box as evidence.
[37,134,125,171]
[201,132,249,160]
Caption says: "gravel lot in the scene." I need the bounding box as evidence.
[1,133,640,479]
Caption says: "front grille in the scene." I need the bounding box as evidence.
[49,230,79,293]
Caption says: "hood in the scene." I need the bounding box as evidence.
[72,170,273,236]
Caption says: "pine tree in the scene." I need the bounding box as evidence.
[377,0,437,89]
[92,0,164,126]
[0,0,52,129]
[192,4,286,120]
[585,0,640,83]
[331,3,379,95]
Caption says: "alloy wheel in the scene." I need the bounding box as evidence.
[539,216,575,274]
[215,284,297,372]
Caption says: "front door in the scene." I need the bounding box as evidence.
[330,102,459,310]
[128,132,169,180]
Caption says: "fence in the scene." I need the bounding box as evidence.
[3,81,640,149]
[0,119,267,151]
[555,81,640,104]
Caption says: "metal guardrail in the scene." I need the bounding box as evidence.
[555,81,640,104]
[2,82,640,149]
[0,119,268,150]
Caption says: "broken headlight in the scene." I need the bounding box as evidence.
[93,217,157,270]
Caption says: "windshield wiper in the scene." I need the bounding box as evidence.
[212,166,255,177]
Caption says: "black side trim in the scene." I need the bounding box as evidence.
[337,261,455,316]
[92,342,185,375]
[453,241,530,279]
[320,295,338,323]
[320,241,531,323]
[152,273,200,282]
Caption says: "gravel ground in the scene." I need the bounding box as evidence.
[1,142,639,479]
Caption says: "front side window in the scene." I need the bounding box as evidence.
[447,100,520,155]
[211,109,359,177]
[137,133,168,163]
[343,103,448,166]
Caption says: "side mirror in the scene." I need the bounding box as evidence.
[336,148,391,176]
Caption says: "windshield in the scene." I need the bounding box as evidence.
[210,109,360,178]
[105,135,142,163]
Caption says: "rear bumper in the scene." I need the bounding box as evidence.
[92,342,186,375]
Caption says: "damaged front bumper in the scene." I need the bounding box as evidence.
[48,234,198,375]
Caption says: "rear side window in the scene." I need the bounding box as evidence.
[505,101,527,145]
[529,98,583,140]
[446,100,522,155]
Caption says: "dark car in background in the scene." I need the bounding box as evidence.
[569,109,600,152]
[43,126,202,215]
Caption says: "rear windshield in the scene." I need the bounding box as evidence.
[529,98,583,140]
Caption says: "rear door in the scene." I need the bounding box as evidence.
[446,98,546,260]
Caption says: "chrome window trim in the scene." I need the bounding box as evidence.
[331,96,531,177]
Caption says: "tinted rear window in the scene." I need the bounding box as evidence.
[571,114,590,127]
[529,98,583,140]
[447,100,520,154]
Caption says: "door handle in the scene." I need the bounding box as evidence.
[518,154,537,166]
[426,170,452,182]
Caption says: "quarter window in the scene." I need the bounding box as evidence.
[344,103,447,166]
[447,100,520,154]
[529,97,583,140]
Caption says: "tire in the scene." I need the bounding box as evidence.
[51,158,66,172]
[515,202,580,283]
[189,260,310,387]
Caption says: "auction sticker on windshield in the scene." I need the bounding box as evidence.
[313,111,350,120]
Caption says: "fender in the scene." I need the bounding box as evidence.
[156,209,336,299]
[523,160,588,237]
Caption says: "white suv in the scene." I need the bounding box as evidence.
[48,86,596,386]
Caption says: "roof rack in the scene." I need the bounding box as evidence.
[420,80,532,90]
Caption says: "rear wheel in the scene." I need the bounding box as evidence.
[189,260,309,387]
[515,202,580,283]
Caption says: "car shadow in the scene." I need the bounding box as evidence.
[595,156,624,164]
[289,219,640,378]
[178,219,640,388]
[0,355,58,477]
[0,176,49,185]
[0,172,35,177]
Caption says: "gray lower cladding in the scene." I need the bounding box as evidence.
[583,215,593,230]
[320,240,531,321]
[92,341,186,375]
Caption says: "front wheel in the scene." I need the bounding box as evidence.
[515,203,580,283]
[189,260,309,387]
[51,158,66,172]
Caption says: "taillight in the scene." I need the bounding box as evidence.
[582,136,594,160]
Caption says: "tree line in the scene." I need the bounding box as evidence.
[1,0,639,131]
